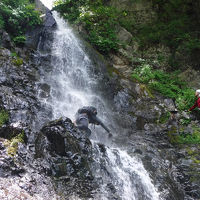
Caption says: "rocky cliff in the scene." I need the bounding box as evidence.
[0,0,200,199]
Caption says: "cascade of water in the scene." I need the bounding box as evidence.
[37,2,161,199]
[39,12,105,121]
[92,144,160,200]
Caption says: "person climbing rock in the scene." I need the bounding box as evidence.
[75,106,111,137]
[188,89,200,111]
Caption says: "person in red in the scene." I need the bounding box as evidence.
[188,89,200,111]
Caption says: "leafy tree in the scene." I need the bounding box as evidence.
[138,0,200,68]
[0,0,41,45]
[54,0,119,54]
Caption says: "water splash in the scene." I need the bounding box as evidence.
[92,144,160,200]
[37,9,161,200]
[39,12,100,121]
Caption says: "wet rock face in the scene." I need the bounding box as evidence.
[1,10,97,200]
[35,117,96,198]
[26,10,56,52]
[112,84,200,199]
[0,48,40,131]
[0,117,96,199]
[0,30,14,49]
[176,146,200,199]
[0,137,60,200]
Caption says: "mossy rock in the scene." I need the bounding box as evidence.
[4,132,25,157]
[12,58,23,66]
[158,111,170,124]
[168,126,179,144]
[138,83,154,98]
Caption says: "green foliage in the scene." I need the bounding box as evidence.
[180,118,192,126]
[54,0,119,53]
[176,89,195,111]
[132,64,154,84]
[137,0,200,67]
[168,124,200,145]
[13,35,26,46]
[132,64,195,110]
[4,131,25,157]
[11,51,18,57]
[0,15,5,29]
[118,11,136,34]
[12,57,23,66]
[81,5,119,53]
[0,110,9,127]
[0,0,41,43]
[11,51,23,66]
[54,0,90,23]
[159,112,170,124]
[177,132,200,144]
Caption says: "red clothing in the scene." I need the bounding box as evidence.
[189,97,200,111]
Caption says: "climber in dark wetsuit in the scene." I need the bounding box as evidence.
[75,106,111,137]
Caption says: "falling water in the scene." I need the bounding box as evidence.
[92,144,160,200]
[38,12,104,121]
[37,1,161,199]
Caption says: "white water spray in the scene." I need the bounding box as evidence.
[92,144,160,200]
[38,1,161,199]
[107,148,160,200]
[39,12,99,120]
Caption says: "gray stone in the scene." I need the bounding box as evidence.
[116,26,133,44]
[34,0,49,13]
[44,11,56,27]
[25,11,56,51]
[110,54,125,65]
[164,99,176,111]
[0,48,11,57]
[0,30,13,49]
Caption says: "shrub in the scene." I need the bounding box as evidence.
[137,0,200,67]
[177,132,200,144]
[81,6,119,53]
[54,0,119,54]
[13,35,26,46]
[176,89,195,111]
[0,110,9,127]
[132,64,195,111]
[0,0,41,43]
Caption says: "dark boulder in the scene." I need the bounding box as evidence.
[25,11,56,52]
[0,48,40,135]
[35,117,96,198]
[0,30,14,49]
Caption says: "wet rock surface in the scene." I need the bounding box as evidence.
[112,78,200,200]
[36,117,96,198]
[0,4,199,200]
[0,137,59,199]
[26,10,56,52]
[0,118,97,199]
[0,47,41,133]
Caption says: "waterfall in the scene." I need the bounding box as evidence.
[92,144,160,200]
[37,1,161,199]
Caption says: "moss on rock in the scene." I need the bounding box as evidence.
[168,126,179,144]
[0,110,9,127]
[12,58,23,66]
[4,131,25,157]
